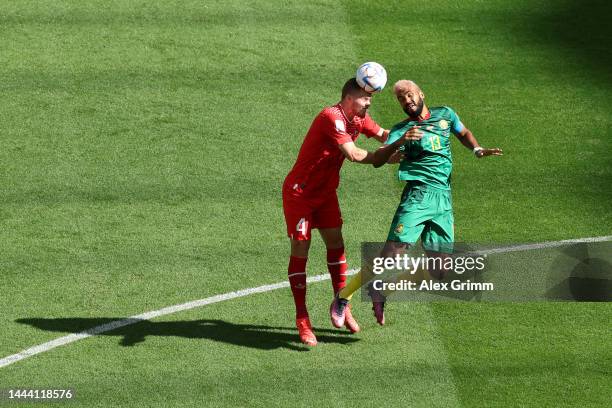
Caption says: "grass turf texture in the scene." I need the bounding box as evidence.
[0,0,610,406]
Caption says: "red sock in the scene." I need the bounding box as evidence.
[288,256,308,319]
[327,247,348,294]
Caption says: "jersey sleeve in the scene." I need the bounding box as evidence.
[323,111,353,145]
[360,113,382,138]
[447,107,465,135]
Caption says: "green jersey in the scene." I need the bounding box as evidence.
[386,106,464,190]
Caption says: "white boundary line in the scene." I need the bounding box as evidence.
[1,235,610,369]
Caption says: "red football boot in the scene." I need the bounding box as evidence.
[296,317,317,346]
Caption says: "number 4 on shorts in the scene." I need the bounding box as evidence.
[296,218,308,236]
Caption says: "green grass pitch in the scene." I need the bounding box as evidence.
[0,0,610,406]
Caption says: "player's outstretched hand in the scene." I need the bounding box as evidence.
[401,126,423,142]
[476,147,503,158]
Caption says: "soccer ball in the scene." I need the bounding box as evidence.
[356,62,387,93]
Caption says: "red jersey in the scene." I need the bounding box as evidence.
[284,104,381,197]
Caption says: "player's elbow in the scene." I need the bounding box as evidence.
[457,128,472,139]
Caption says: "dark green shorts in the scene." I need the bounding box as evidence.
[387,182,454,253]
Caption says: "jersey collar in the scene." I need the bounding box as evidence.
[337,103,355,124]
[408,110,431,122]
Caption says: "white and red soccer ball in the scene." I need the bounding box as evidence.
[356,61,387,93]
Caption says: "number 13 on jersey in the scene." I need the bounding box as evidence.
[429,135,441,151]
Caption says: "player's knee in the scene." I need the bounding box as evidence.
[319,228,344,249]
[290,239,311,257]
[325,237,344,249]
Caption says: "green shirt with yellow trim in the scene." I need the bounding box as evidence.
[386,106,464,190]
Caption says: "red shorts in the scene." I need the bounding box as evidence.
[282,184,343,241]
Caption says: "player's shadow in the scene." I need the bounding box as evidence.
[15,318,358,351]
[526,0,612,83]
[545,243,612,301]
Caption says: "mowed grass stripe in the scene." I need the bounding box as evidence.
[0,0,361,355]
[0,1,462,405]
[5,235,609,401]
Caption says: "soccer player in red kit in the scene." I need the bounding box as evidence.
[283,78,415,346]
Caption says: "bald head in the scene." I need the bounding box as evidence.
[393,80,422,96]
[393,80,426,118]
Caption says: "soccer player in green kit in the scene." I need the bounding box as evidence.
[330,80,502,327]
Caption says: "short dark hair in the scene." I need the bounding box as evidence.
[341,77,364,99]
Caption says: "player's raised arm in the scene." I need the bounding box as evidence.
[372,125,423,168]
[339,128,421,166]
[338,140,397,165]
[337,141,384,164]
[453,126,503,158]
[386,150,403,164]
[370,128,390,143]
